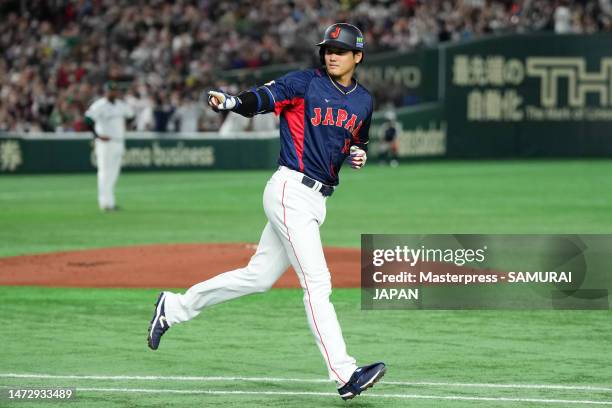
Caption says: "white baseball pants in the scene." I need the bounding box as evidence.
[95,139,124,209]
[164,166,357,385]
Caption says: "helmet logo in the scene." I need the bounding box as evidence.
[330,26,341,39]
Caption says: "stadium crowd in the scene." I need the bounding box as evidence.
[1,0,611,132]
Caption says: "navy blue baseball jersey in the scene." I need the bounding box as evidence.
[260,69,372,186]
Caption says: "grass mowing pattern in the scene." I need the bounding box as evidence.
[1,160,611,257]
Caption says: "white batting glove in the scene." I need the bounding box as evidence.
[207,90,241,112]
[350,145,367,169]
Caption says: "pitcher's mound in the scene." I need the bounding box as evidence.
[0,243,361,288]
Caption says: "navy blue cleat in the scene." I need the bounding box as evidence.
[337,362,386,400]
[147,292,169,350]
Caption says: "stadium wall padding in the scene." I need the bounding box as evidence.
[0,136,280,174]
[371,103,446,159]
[442,33,612,158]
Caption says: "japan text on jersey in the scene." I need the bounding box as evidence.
[261,69,372,186]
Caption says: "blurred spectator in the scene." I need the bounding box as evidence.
[172,92,203,133]
[125,85,154,131]
[152,92,175,132]
[555,0,573,33]
[219,111,277,137]
[0,0,611,132]
[219,112,251,137]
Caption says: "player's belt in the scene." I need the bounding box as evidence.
[301,175,334,197]
[277,166,334,197]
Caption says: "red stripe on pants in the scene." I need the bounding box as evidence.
[281,181,346,385]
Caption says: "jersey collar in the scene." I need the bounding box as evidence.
[327,73,358,95]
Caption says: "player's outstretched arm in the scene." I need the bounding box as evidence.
[206,87,274,118]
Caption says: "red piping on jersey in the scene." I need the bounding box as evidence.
[351,120,363,145]
[281,181,347,385]
[275,97,306,172]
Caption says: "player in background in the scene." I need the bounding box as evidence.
[378,110,400,167]
[85,81,134,211]
[147,23,386,400]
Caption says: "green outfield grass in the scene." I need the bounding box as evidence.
[1,161,611,407]
[0,287,610,407]
[0,160,611,257]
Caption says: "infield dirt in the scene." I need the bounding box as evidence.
[0,244,360,288]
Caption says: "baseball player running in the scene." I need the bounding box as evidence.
[85,81,134,211]
[148,23,386,400]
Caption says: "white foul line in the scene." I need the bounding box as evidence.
[383,381,612,393]
[72,387,612,405]
[0,373,326,384]
[1,373,610,393]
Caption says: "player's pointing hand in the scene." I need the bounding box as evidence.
[207,90,241,112]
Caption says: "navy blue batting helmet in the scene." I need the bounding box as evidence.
[317,23,365,65]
